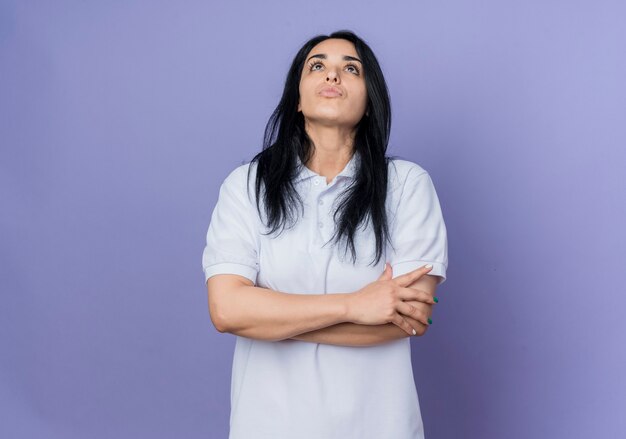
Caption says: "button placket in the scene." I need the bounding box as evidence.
[314,178,329,241]
[317,192,325,230]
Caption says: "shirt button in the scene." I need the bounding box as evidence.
[318,222,324,228]
[313,179,320,186]
[318,199,324,205]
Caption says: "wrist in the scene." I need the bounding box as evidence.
[340,291,356,323]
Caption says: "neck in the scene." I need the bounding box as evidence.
[303,121,355,181]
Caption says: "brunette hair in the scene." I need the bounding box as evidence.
[247,30,396,266]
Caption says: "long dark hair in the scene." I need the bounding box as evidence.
[246,30,395,266]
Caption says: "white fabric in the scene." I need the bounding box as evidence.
[202,150,448,438]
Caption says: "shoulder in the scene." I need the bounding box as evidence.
[387,157,429,189]
[221,161,259,191]
[218,161,260,206]
[223,161,256,185]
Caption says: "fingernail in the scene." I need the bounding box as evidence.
[433,296,439,303]
[425,264,432,269]
[412,328,417,335]
[427,318,433,325]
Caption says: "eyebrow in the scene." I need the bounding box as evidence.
[306,54,363,64]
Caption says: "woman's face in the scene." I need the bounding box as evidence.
[298,38,368,128]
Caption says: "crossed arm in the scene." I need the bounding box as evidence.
[288,273,441,346]
[207,272,441,347]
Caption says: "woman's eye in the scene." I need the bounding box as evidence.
[309,62,360,75]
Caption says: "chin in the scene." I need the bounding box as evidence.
[308,109,349,121]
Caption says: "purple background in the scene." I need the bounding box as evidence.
[2,1,625,438]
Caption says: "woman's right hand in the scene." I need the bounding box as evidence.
[346,263,437,336]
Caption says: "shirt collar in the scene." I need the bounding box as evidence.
[295,149,360,183]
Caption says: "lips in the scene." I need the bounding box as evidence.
[319,86,343,97]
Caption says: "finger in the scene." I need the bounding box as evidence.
[405,300,434,316]
[393,264,433,287]
[404,315,427,335]
[391,314,417,336]
[377,262,393,281]
[396,301,429,326]
[397,287,436,304]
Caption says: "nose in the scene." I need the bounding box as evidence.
[326,67,340,83]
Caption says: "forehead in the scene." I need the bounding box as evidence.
[307,38,358,58]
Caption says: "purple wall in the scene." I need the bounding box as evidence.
[2,1,625,438]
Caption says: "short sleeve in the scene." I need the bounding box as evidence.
[388,167,449,285]
[202,165,260,285]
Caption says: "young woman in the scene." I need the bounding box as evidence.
[202,30,448,439]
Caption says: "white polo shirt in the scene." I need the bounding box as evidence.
[202,150,448,439]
